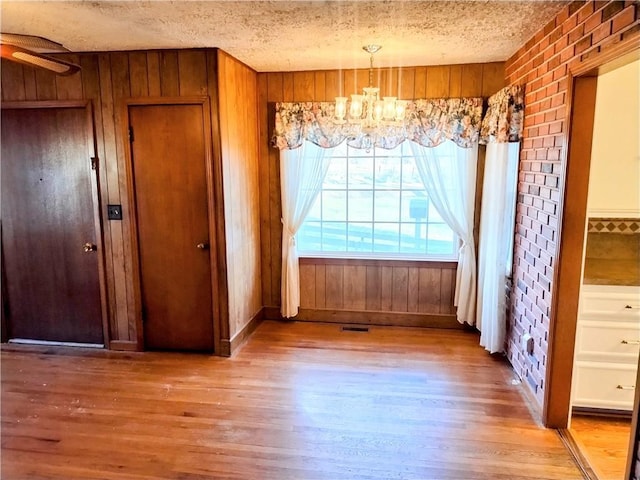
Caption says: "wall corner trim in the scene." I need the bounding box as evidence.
[220,308,264,357]
[109,340,139,352]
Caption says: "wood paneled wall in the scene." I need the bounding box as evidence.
[257,63,505,324]
[2,52,505,342]
[1,48,260,353]
[216,51,262,345]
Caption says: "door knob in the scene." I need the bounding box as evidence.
[83,243,97,252]
[196,243,209,250]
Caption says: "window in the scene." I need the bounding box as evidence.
[297,142,458,259]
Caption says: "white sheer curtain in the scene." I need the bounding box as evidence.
[409,140,479,325]
[477,142,520,353]
[280,141,333,318]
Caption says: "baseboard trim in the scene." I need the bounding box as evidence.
[263,306,462,329]
[557,428,597,480]
[109,340,139,351]
[515,368,545,427]
[572,406,633,419]
[219,307,264,357]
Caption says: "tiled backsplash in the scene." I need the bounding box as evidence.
[583,217,640,286]
[588,218,640,234]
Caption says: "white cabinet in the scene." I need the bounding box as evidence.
[572,285,640,411]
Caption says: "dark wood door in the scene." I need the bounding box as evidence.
[129,104,214,351]
[1,106,104,344]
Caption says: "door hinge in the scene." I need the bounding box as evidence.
[90,157,98,170]
[128,126,134,142]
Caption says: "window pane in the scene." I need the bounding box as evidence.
[347,146,369,157]
[428,202,444,221]
[322,190,346,221]
[402,156,422,190]
[306,195,322,222]
[348,190,373,222]
[401,191,428,222]
[374,145,399,159]
[373,223,400,253]
[325,157,346,188]
[348,156,373,188]
[374,157,401,189]
[347,223,373,252]
[426,223,456,255]
[400,222,427,254]
[333,141,348,156]
[321,222,347,251]
[298,221,322,251]
[374,190,400,222]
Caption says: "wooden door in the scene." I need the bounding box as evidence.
[128,104,214,351]
[1,105,104,345]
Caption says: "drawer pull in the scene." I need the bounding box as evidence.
[616,385,636,390]
[625,305,640,309]
[621,339,640,345]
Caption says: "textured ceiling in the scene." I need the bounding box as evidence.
[0,1,570,72]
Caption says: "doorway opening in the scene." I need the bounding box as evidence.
[567,55,640,480]
[546,50,640,479]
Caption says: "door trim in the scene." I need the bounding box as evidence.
[625,353,640,479]
[121,97,225,353]
[543,75,598,428]
[0,100,110,346]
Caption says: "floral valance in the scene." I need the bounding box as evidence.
[272,98,484,150]
[480,85,524,143]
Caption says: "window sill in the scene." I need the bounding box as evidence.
[299,256,457,269]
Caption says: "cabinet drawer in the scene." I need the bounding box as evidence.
[580,286,640,316]
[576,320,640,362]
[572,362,636,411]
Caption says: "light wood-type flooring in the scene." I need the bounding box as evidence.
[1,321,583,479]
[570,414,631,480]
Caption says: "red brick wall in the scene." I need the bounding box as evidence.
[505,1,639,407]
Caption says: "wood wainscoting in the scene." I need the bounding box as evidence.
[264,258,460,328]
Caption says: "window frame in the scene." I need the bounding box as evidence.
[296,142,460,261]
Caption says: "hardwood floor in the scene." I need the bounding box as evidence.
[570,414,631,480]
[1,321,582,479]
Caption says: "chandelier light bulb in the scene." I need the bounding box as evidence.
[395,100,408,122]
[335,97,347,122]
[382,97,397,120]
[350,94,363,118]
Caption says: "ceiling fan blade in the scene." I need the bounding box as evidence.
[0,33,70,53]
[1,44,80,76]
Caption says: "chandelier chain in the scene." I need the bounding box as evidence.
[363,44,381,88]
[369,52,374,88]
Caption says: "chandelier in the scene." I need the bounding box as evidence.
[334,45,408,131]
